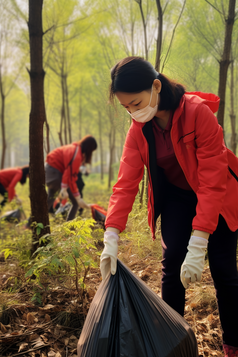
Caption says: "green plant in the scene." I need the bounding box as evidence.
[26,217,99,302]
[36,222,44,235]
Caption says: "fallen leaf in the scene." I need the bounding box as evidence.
[0,322,7,333]
[87,288,96,298]
[40,334,48,343]
[69,335,77,340]
[27,312,35,325]
[48,351,55,357]
[22,313,27,320]
[28,333,40,342]
[32,336,45,348]
[45,314,51,322]
[18,342,28,352]
[41,304,55,310]
[208,314,214,322]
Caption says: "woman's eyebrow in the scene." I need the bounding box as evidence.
[129,98,138,104]
[120,98,139,106]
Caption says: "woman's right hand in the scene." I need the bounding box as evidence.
[100,230,119,280]
[59,187,69,200]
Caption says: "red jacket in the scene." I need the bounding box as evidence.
[46,143,82,196]
[0,168,23,201]
[105,92,238,238]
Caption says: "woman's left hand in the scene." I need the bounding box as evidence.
[180,235,208,288]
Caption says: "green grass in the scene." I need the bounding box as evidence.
[0,172,162,307]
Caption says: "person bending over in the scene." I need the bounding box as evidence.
[45,135,97,221]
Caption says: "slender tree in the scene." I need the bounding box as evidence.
[216,0,236,128]
[229,57,236,154]
[28,0,50,254]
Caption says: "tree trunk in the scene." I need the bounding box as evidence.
[79,87,82,140]
[108,127,115,189]
[64,75,72,143]
[45,120,50,154]
[62,75,67,145]
[108,107,115,189]
[137,0,148,60]
[229,59,236,154]
[28,0,50,254]
[0,68,6,169]
[155,0,163,72]
[98,110,104,181]
[217,0,236,128]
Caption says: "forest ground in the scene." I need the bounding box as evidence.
[0,173,229,357]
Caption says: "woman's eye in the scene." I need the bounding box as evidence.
[135,102,141,107]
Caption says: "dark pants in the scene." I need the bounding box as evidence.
[76,172,85,216]
[0,183,8,208]
[45,165,78,221]
[160,182,238,346]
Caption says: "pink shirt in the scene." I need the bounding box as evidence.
[152,114,192,190]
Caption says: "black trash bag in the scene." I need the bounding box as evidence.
[0,209,26,223]
[77,259,198,357]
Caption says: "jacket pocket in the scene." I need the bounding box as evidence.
[228,167,238,182]
[182,131,195,143]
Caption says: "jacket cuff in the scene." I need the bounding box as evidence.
[61,183,68,189]
[73,191,80,197]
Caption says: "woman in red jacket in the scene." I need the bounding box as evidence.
[0,166,29,209]
[100,57,238,356]
[45,135,97,221]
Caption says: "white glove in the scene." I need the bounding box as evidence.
[15,196,22,205]
[100,231,119,280]
[75,196,90,209]
[59,187,69,200]
[180,235,208,289]
[80,165,87,174]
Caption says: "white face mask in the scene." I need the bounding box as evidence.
[129,86,158,123]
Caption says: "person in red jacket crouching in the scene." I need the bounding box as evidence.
[0,166,29,210]
[45,135,97,221]
[100,56,238,356]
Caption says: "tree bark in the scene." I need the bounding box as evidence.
[155,0,163,72]
[0,67,6,169]
[229,59,236,154]
[98,110,104,181]
[108,107,115,189]
[28,0,50,254]
[64,75,72,143]
[45,120,50,154]
[136,0,148,60]
[79,86,82,140]
[217,0,236,128]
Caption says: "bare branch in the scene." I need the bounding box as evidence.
[205,0,223,15]
[43,25,55,36]
[161,0,186,72]
[162,0,169,15]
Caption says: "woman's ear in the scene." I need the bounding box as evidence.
[153,79,162,94]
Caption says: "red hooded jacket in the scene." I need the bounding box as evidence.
[105,92,238,238]
[0,168,23,201]
[46,143,83,196]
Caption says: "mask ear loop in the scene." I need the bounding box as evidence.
[149,84,158,107]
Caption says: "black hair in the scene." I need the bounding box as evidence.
[20,165,29,185]
[109,56,185,111]
[78,135,97,164]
